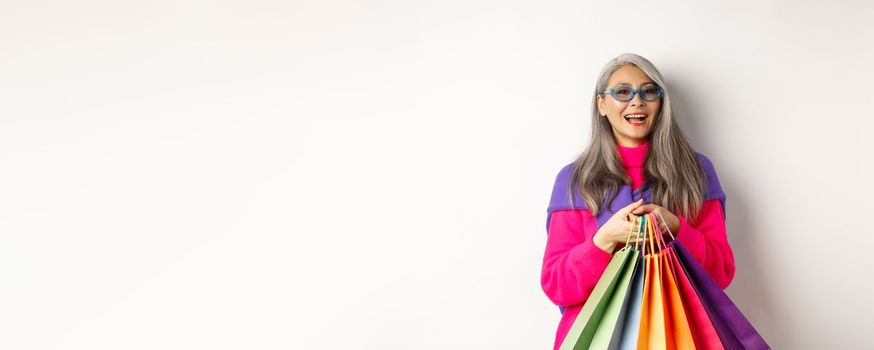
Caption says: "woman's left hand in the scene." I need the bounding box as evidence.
[631,203,681,234]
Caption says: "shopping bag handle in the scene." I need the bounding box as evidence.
[640,212,671,255]
[653,211,677,242]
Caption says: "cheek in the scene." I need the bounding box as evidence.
[607,101,625,116]
[644,103,660,119]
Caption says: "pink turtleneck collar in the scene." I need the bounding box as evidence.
[616,141,650,189]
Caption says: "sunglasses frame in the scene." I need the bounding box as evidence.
[600,85,665,102]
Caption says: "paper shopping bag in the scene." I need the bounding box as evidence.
[659,247,696,349]
[667,249,724,350]
[645,214,696,350]
[589,248,641,348]
[559,245,634,350]
[608,253,645,350]
[637,229,667,349]
[673,242,770,349]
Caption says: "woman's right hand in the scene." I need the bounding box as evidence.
[593,199,645,253]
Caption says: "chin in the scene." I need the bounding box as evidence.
[625,130,650,137]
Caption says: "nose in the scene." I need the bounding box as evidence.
[629,90,646,106]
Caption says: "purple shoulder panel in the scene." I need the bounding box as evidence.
[545,152,726,231]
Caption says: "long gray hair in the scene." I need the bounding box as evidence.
[568,53,708,222]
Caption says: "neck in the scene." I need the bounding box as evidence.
[615,138,649,147]
[616,140,650,169]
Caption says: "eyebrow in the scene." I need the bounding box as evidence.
[615,81,656,86]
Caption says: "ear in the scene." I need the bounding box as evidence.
[596,95,606,117]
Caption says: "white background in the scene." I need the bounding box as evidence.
[2,1,873,349]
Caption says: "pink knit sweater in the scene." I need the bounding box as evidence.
[541,141,736,349]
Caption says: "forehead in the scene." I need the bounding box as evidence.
[608,65,655,86]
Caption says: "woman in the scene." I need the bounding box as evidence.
[540,53,736,349]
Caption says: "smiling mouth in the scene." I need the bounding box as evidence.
[624,114,647,126]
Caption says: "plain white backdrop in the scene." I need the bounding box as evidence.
[2,0,873,349]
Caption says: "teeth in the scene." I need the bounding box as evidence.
[625,114,646,120]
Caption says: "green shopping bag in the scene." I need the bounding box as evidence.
[589,248,640,347]
[559,247,633,350]
[608,215,649,350]
[559,218,644,350]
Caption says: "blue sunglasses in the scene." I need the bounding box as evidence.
[600,85,664,102]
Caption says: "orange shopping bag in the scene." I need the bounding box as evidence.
[650,214,696,350]
[637,214,667,350]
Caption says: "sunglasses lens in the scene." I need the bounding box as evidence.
[642,86,661,101]
[613,86,633,101]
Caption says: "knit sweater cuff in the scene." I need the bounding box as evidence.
[569,234,613,275]
[675,216,705,253]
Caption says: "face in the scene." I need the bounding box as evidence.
[596,64,662,147]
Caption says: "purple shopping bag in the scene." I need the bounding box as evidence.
[672,241,770,349]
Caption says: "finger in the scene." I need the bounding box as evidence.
[621,199,645,215]
[660,219,676,235]
[625,236,643,244]
[631,216,645,231]
[634,216,646,234]
[631,204,655,215]
[632,204,657,216]
[623,211,645,223]
[653,211,671,231]
[622,198,644,209]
